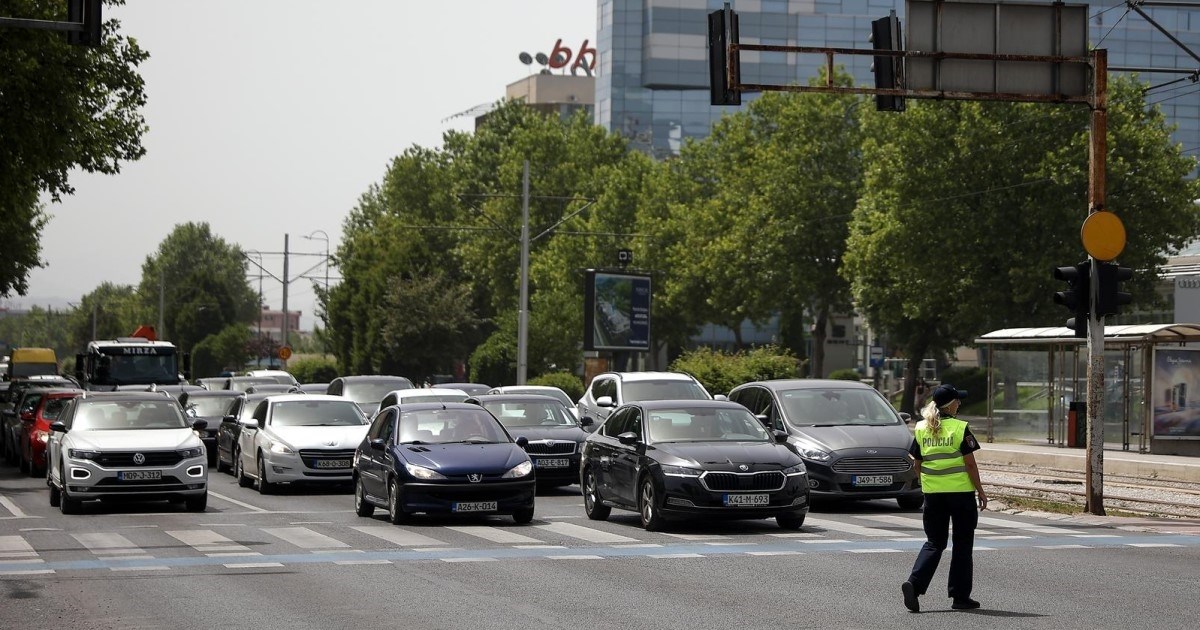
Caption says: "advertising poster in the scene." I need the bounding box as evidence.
[1152,348,1200,439]
[583,271,651,351]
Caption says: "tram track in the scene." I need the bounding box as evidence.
[979,462,1200,519]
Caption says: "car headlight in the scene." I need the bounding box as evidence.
[502,461,533,479]
[405,463,447,480]
[178,447,204,459]
[269,442,295,455]
[34,431,49,443]
[68,449,100,461]
[782,463,807,476]
[660,464,703,477]
[795,444,832,462]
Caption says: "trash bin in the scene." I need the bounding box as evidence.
[1067,401,1086,448]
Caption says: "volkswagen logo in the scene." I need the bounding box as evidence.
[132,453,145,465]
[738,464,749,472]
[468,474,483,483]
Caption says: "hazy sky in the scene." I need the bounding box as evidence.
[12,0,595,329]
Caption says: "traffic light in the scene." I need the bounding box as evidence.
[708,7,741,106]
[1096,262,1133,317]
[67,0,102,48]
[869,12,904,112]
[1054,261,1091,338]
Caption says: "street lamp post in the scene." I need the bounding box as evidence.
[303,230,331,357]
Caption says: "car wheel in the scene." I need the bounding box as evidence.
[387,478,408,524]
[49,480,61,507]
[354,477,375,518]
[185,493,207,512]
[235,449,253,488]
[257,455,276,495]
[512,506,535,524]
[582,467,610,521]
[60,484,81,515]
[639,476,667,532]
[776,512,806,530]
[897,494,924,510]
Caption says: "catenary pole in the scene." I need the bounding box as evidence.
[282,233,290,369]
[517,161,531,385]
[1086,49,1107,516]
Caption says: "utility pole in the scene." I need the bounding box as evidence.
[282,233,290,368]
[158,267,165,339]
[517,161,531,385]
[1085,49,1108,516]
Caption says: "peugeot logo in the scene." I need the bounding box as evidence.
[738,464,749,472]
[324,440,337,447]
[132,453,145,465]
[468,474,483,483]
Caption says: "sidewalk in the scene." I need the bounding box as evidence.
[976,440,1200,484]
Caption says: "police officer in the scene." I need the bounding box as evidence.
[902,383,988,613]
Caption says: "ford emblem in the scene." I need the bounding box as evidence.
[738,464,749,471]
[133,453,145,465]
[468,473,483,483]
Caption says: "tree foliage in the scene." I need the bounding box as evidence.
[191,325,252,379]
[0,0,148,296]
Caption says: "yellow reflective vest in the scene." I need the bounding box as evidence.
[914,417,975,493]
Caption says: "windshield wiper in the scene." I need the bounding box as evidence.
[399,440,428,445]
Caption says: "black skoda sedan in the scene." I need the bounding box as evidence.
[353,402,535,524]
[580,400,809,531]
[466,394,593,488]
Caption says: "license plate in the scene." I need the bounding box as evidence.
[535,458,570,468]
[853,475,893,486]
[453,501,498,513]
[313,459,351,469]
[724,494,769,506]
[118,470,162,481]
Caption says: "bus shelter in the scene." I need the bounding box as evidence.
[974,324,1200,456]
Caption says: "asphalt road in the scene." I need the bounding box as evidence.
[2,468,1197,630]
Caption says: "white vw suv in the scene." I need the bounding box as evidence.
[577,371,720,427]
[46,392,209,514]
[235,394,369,493]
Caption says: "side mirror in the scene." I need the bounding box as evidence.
[243,419,259,429]
[191,419,208,431]
[369,438,385,451]
[579,416,594,427]
[50,421,67,433]
[596,396,615,408]
[713,394,729,402]
[617,431,639,446]
[773,430,789,444]
[900,412,913,424]
[515,436,529,449]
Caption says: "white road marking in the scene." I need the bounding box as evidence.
[660,533,727,541]
[807,517,898,537]
[535,522,639,544]
[110,566,170,571]
[441,557,496,563]
[444,525,542,544]
[849,548,903,554]
[0,496,29,518]
[0,535,37,559]
[746,550,805,556]
[767,532,822,539]
[1036,544,1091,549]
[166,530,256,557]
[0,569,54,575]
[859,514,1000,536]
[208,492,269,512]
[262,527,349,550]
[549,555,603,560]
[978,515,1084,535]
[334,559,392,565]
[224,562,284,569]
[72,533,151,558]
[650,553,705,559]
[351,526,447,547]
[1125,543,1182,548]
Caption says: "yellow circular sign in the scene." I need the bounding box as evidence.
[278,346,293,361]
[1081,211,1126,262]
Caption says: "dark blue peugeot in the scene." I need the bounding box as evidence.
[352,402,536,524]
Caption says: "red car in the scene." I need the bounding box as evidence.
[19,388,83,476]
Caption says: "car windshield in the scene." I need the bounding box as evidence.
[72,401,188,431]
[400,394,467,403]
[482,401,576,427]
[503,388,574,408]
[228,377,276,392]
[184,397,235,417]
[623,380,709,402]
[270,400,366,427]
[344,380,413,405]
[777,388,902,427]
[101,351,178,385]
[397,408,510,444]
[646,407,771,443]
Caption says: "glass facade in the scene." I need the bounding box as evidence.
[595,0,1200,162]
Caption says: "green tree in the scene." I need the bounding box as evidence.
[844,77,1200,413]
[376,269,481,380]
[0,0,148,296]
[68,282,147,349]
[191,325,252,379]
[138,223,259,352]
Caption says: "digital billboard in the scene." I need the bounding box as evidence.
[1152,347,1200,439]
[583,270,651,352]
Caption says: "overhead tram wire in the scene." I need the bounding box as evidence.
[1094,7,1132,49]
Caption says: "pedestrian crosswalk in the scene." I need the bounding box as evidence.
[0,512,1193,576]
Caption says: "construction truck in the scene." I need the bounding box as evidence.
[74,326,191,391]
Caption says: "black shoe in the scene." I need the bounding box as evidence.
[952,598,981,610]
[902,581,920,613]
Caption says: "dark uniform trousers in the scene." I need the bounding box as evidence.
[908,491,978,599]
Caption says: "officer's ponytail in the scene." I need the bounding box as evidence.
[920,399,943,432]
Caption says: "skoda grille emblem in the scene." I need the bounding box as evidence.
[738,464,749,472]
[468,474,483,483]
[132,453,146,465]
